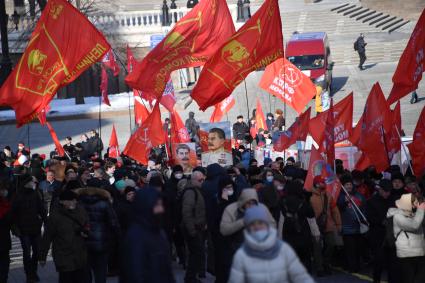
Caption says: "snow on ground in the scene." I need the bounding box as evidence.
[0,92,135,121]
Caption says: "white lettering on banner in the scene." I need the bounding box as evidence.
[269,84,293,102]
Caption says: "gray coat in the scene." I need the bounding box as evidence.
[181,182,206,237]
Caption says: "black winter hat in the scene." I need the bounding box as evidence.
[172,165,184,173]
[59,190,78,201]
[219,175,234,189]
[378,179,393,192]
[340,174,353,186]
[391,172,405,183]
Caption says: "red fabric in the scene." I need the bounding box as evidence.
[125,0,235,97]
[387,9,425,105]
[100,67,111,106]
[191,0,284,110]
[309,93,353,145]
[273,107,311,152]
[0,198,11,219]
[357,83,392,172]
[134,96,150,127]
[108,125,120,158]
[255,99,267,134]
[350,115,363,146]
[160,80,176,112]
[123,103,165,164]
[385,102,402,162]
[46,122,65,157]
[321,98,335,166]
[37,104,51,126]
[0,0,110,127]
[210,95,235,123]
[259,57,317,114]
[126,45,137,73]
[170,109,191,144]
[305,146,341,200]
[354,152,371,171]
[407,106,425,177]
[102,49,120,76]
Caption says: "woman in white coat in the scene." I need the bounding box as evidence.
[387,193,425,283]
[228,205,314,283]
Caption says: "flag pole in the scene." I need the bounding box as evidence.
[394,126,415,175]
[243,80,250,122]
[27,124,30,151]
[98,85,102,148]
[340,184,369,224]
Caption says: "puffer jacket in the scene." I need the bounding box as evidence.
[77,187,120,252]
[181,181,206,237]
[387,208,425,258]
[228,228,315,283]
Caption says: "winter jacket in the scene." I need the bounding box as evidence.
[366,193,392,246]
[121,187,175,283]
[387,208,425,258]
[40,205,89,272]
[202,163,226,229]
[232,122,250,140]
[273,116,285,131]
[310,189,341,233]
[228,228,315,283]
[355,36,366,53]
[181,182,206,237]
[0,197,11,252]
[266,118,275,132]
[77,187,120,252]
[114,197,133,235]
[337,191,366,235]
[11,187,46,236]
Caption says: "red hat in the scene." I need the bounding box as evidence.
[313,175,325,186]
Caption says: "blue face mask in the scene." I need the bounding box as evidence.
[251,229,269,242]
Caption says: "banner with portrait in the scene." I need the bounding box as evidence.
[199,121,233,167]
[172,143,197,174]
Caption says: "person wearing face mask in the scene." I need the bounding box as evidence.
[0,182,12,283]
[39,190,90,283]
[258,169,280,223]
[121,187,175,283]
[11,174,46,283]
[228,205,315,283]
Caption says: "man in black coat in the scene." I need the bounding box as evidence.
[232,115,249,142]
[121,187,175,283]
[11,174,47,283]
[0,182,11,283]
[78,187,120,283]
[355,33,367,70]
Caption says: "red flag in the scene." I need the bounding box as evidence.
[407,106,425,176]
[355,153,372,171]
[46,122,65,157]
[37,105,51,126]
[100,67,111,106]
[321,98,335,166]
[125,0,235,97]
[108,125,120,158]
[273,107,311,152]
[210,95,235,123]
[191,0,284,110]
[160,80,176,112]
[259,58,317,114]
[170,109,191,144]
[123,103,165,164]
[385,102,402,162]
[309,93,353,145]
[357,83,392,172]
[255,99,267,134]
[304,146,341,200]
[127,45,137,73]
[134,96,150,127]
[350,115,364,146]
[0,0,110,127]
[387,9,425,105]
[102,49,120,76]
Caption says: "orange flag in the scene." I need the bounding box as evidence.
[259,58,317,114]
[304,146,341,200]
[273,107,311,152]
[123,103,165,164]
[46,122,65,157]
[210,95,235,123]
[309,93,353,146]
[357,83,392,172]
[255,99,267,134]
[191,0,284,110]
[134,96,150,127]
[407,106,425,176]
[387,9,425,105]
[100,67,111,106]
[170,109,191,144]
[125,0,235,97]
[0,0,110,127]
[108,125,120,158]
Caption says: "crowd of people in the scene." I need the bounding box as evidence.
[0,118,425,283]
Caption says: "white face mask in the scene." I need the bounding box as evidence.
[276,185,284,191]
[226,190,234,196]
[266,176,274,182]
[251,229,269,242]
[232,176,237,182]
[267,117,272,120]
[174,173,183,180]
[265,139,272,145]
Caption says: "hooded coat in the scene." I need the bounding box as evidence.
[228,228,315,283]
[121,187,175,283]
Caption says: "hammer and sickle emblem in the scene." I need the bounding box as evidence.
[50,4,64,19]
[27,49,47,76]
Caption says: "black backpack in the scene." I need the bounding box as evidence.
[384,216,407,248]
[175,187,198,226]
[282,200,304,234]
[354,40,359,51]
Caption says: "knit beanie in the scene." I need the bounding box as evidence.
[244,205,269,226]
